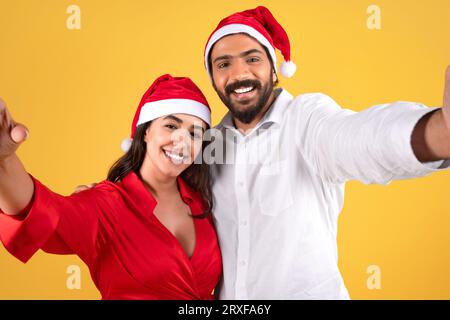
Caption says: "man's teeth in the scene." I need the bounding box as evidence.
[234,86,254,94]
[164,150,184,162]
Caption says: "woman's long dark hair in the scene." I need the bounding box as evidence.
[107,121,213,219]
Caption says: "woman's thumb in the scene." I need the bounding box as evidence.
[10,124,29,144]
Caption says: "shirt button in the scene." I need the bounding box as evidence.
[238,181,244,187]
[239,260,247,267]
[241,220,248,226]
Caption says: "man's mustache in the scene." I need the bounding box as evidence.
[225,79,262,96]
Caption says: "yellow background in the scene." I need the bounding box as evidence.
[0,0,449,299]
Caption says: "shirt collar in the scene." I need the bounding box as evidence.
[120,172,205,216]
[218,110,234,130]
[218,88,294,131]
[258,88,293,127]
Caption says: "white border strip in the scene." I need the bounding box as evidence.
[204,24,277,76]
[137,99,211,126]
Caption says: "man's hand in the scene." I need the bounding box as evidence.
[441,66,450,129]
[412,66,450,162]
[0,98,29,161]
[72,183,98,194]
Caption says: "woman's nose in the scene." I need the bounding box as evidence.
[171,129,191,149]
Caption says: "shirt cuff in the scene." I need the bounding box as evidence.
[0,176,60,263]
[422,159,450,170]
[400,106,450,175]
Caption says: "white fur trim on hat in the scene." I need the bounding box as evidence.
[137,99,211,127]
[280,60,297,78]
[205,24,277,78]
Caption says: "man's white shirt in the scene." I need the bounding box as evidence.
[210,89,450,299]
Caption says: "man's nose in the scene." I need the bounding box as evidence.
[229,59,251,82]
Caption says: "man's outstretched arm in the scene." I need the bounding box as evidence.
[412,66,450,162]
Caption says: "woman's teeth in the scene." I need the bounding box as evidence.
[164,150,185,164]
[234,86,254,94]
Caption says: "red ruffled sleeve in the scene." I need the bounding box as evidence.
[0,175,116,266]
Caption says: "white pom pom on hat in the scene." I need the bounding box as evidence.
[280,60,297,78]
[121,137,133,153]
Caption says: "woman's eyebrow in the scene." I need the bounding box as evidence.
[190,124,205,132]
[163,115,183,123]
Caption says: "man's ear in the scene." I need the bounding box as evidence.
[273,69,278,84]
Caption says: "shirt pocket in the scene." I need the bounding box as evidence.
[255,160,294,216]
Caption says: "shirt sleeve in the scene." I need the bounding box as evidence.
[0,175,116,265]
[294,93,450,184]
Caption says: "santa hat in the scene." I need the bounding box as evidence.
[121,74,211,152]
[204,6,296,79]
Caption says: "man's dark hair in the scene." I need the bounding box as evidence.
[207,33,279,87]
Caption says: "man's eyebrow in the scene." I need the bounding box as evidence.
[212,49,264,64]
[163,115,183,123]
[213,54,233,64]
[239,49,264,57]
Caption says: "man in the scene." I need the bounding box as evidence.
[203,6,450,299]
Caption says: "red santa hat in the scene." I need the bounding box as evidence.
[121,74,211,152]
[204,6,296,79]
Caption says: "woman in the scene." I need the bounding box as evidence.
[0,74,222,300]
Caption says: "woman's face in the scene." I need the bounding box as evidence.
[143,113,207,179]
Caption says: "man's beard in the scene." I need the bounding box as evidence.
[214,74,274,124]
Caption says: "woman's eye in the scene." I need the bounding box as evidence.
[165,124,177,130]
[248,57,260,63]
[191,131,203,139]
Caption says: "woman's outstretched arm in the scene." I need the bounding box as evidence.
[0,98,33,215]
[0,98,118,264]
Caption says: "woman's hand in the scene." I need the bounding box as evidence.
[0,98,29,161]
[0,98,34,215]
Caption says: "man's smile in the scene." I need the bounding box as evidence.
[230,85,258,102]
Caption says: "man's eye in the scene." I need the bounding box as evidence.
[218,62,229,69]
[165,124,177,130]
[248,57,260,63]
